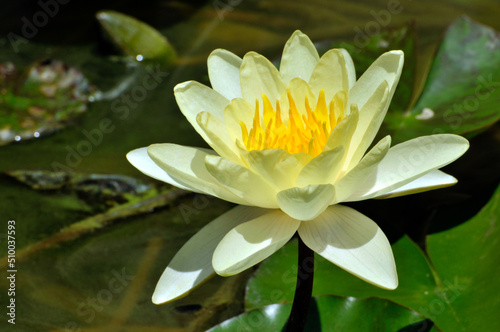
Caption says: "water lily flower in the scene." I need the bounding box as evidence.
[127,30,469,304]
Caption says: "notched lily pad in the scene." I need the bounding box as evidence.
[384,16,500,143]
[97,10,177,65]
[0,60,96,145]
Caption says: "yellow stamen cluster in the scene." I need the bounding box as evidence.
[240,89,341,157]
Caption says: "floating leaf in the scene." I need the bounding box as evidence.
[97,10,177,65]
[208,296,425,332]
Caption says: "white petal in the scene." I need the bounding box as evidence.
[298,205,398,289]
[223,98,255,144]
[373,170,457,199]
[337,49,356,89]
[296,145,345,187]
[346,134,469,201]
[345,81,390,170]
[324,103,359,153]
[240,52,286,106]
[277,184,335,221]
[309,49,350,104]
[152,205,269,304]
[204,155,279,208]
[213,210,300,276]
[174,81,228,146]
[147,144,248,205]
[345,51,403,164]
[208,49,243,100]
[127,147,194,191]
[196,111,242,164]
[349,50,403,111]
[244,148,305,191]
[333,136,391,203]
[279,78,317,119]
[280,30,320,84]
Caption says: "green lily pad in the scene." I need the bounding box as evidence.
[383,16,500,143]
[207,303,290,332]
[0,60,95,145]
[208,295,425,332]
[246,183,500,331]
[96,10,177,65]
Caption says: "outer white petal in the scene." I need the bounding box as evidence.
[127,147,194,191]
[334,136,391,203]
[345,81,390,170]
[213,210,300,276]
[174,81,228,146]
[240,52,286,106]
[345,51,403,168]
[373,170,457,199]
[346,134,469,201]
[208,49,243,100]
[280,30,320,84]
[152,205,269,304]
[298,205,398,289]
[277,184,335,221]
[147,144,248,205]
[345,50,401,168]
[196,111,242,164]
[223,98,255,144]
[204,155,279,208]
[349,50,403,111]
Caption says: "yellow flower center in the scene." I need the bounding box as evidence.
[239,90,342,157]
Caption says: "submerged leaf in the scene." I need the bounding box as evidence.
[1,170,190,266]
[97,10,177,65]
[0,60,95,145]
[5,170,158,211]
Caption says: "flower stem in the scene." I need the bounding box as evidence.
[284,236,314,332]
